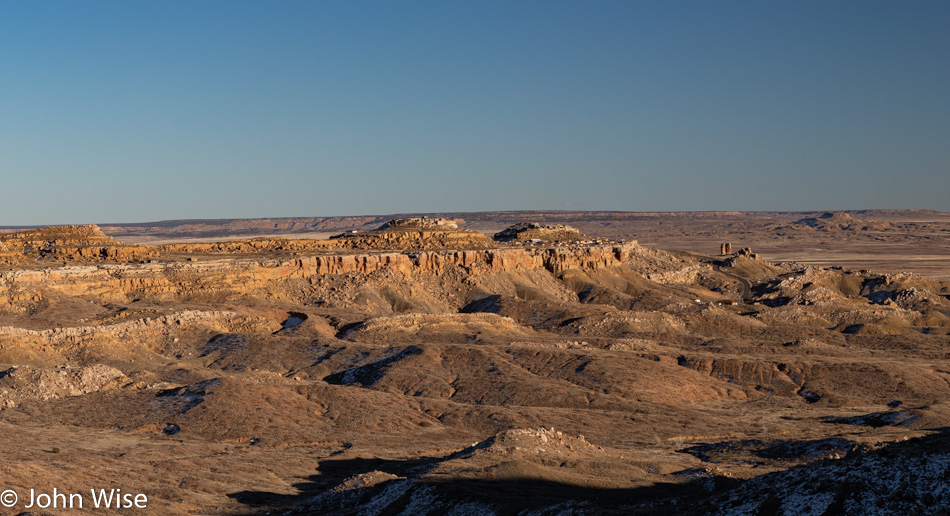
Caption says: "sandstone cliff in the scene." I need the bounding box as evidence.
[0,243,638,312]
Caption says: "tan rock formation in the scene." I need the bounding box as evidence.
[0,243,639,312]
[376,217,461,230]
[0,364,128,408]
[0,225,150,264]
[493,222,588,242]
[330,218,494,250]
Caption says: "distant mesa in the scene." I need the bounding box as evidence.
[797,212,855,226]
[820,212,852,220]
[9,224,113,242]
[792,212,893,231]
[375,217,460,231]
[331,217,494,250]
[493,222,588,243]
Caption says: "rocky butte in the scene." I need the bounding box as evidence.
[0,216,948,514]
[329,217,497,250]
[492,221,589,243]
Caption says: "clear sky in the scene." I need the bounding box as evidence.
[2,1,948,225]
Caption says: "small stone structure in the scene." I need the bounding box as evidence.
[720,243,733,255]
[736,247,759,260]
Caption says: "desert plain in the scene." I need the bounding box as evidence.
[0,209,949,515]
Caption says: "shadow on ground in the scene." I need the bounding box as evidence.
[228,452,735,515]
[229,428,950,515]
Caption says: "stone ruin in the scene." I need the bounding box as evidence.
[720,243,732,255]
[736,247,759,260]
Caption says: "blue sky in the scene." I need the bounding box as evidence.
[1,1,948,225]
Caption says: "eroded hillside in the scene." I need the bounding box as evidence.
[0,222,948,514]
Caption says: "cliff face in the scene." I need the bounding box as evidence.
[295,244,631,274]
[0,244,637,311]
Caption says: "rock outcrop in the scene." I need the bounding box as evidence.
[330,218,493,250]
[0,243,639,312]
[0,364,128,407]
[0,225,150,264]
[375,217,461,230]
[493,222,587,242]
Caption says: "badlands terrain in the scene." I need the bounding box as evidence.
[0,211,948,514]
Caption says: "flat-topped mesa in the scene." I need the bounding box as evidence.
[376,217,460,230]
[330,218,495,250]
[792,212,895,231]
[0,224,151,264]
[493,222,588,243]
[6,224,111,241]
